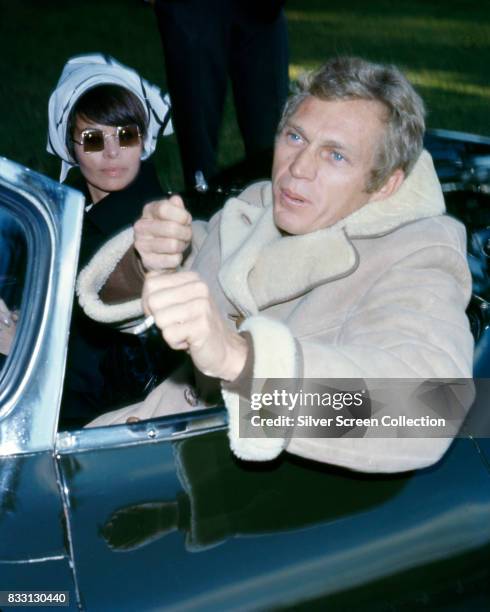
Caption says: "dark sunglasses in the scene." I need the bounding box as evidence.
[72,124,141,153]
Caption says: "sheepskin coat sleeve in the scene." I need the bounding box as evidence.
[76,210,220,329]
[79,151,474,473]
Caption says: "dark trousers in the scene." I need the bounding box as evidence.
[154,0,289,189]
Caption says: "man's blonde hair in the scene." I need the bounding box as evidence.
[278,56,426,192]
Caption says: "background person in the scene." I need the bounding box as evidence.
[79,57,473,473]
[47,54,174,426]
[153,0,289,201]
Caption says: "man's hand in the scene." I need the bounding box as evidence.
[134,195,192,272]
[143,271,248,381]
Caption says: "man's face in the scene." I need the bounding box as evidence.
[272,96,389,235]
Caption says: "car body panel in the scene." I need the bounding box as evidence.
[0,451,76,597]
[1,452,68,561]
[0,555,75,598]
[57,430,490,611]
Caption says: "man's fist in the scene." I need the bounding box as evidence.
[143,271,248,382]
[134,195,192,272]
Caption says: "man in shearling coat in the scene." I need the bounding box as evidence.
[78,57,474,473]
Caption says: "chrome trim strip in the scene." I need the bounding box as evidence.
[56,407,228,454]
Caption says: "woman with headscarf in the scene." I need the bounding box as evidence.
[47,54,174,427]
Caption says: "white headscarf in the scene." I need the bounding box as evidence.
[47,53,172,182]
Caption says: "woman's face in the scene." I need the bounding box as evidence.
[72,115,143,204]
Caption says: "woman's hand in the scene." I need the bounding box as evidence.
[143,271,248,381]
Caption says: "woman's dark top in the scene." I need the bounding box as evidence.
[77,160,163,268]
[60,160,175,428]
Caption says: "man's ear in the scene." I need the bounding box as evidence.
[368,168,405,203]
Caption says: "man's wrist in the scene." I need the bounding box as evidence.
[222,332,249,382]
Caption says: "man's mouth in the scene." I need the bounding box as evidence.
[280,188,308,207]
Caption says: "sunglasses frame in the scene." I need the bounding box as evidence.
[71,124,141,153]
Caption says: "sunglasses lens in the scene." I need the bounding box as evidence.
[82,130,104,153]
[118,125,140,148]
[77,125,140,152]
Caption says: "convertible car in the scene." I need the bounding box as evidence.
[0,130,489,611]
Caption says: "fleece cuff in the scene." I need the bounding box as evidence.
[77,227,144,326]
[222,315,299,461]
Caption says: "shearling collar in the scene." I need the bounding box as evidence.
[218,151,445,316]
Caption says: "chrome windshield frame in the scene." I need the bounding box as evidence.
[0,157,84,456]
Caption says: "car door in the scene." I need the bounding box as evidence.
[56,410,490,611]
[0,157,84,603]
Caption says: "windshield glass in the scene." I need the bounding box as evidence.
[0,208,26,370]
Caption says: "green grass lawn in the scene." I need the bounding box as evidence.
[0,0,488,191]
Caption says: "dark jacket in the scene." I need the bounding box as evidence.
[60,160,171,427]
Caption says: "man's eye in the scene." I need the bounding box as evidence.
[286,131,302,143]
[331,151,345,162]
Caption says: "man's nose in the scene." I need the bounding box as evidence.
[103,134,120,158]
[289,146,316,180]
